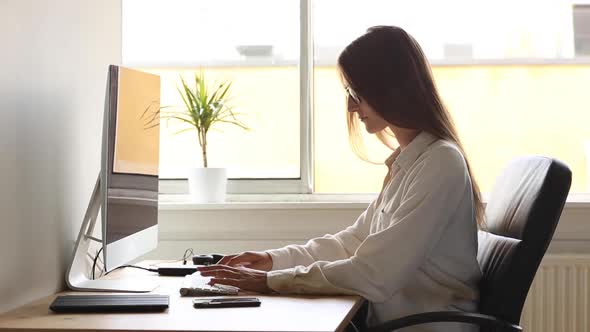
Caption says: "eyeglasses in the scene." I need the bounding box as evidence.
[345,86,361,104]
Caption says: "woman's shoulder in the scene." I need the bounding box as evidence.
[410,139,468,177]
[423,139,465,163]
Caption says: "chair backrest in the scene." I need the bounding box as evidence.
[476,156,572,325]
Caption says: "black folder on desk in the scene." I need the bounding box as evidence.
[49,294,169,313]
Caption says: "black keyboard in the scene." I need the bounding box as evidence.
[49,294,169,313]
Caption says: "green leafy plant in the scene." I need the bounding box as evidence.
[163,71,249,168]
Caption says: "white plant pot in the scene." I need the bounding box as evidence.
[187,168,228,203]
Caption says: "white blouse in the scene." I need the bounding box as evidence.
[265,131,482,332]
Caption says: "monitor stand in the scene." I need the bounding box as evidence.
[65,173,159,292]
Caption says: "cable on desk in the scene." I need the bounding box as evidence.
[182,248,194,264]
[148,247,196,269]
[96,247,198,277]
[104,265,158,275]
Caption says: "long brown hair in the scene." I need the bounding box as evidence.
[338,25,485,229]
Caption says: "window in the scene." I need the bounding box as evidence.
[313,0,590,194]
[123,0,308,194]
[123,0,590,195]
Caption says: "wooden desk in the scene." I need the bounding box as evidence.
[0,261,363,332]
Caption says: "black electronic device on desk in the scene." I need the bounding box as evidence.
[157,266,200,276]
[157,253,224,276]
[193,297,261,309]
[192,254,223,265]
[49,295,169,313]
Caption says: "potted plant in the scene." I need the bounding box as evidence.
[164,71,249,202]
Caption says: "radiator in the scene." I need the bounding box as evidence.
[520,255,590,332]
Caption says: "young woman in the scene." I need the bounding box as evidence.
[198,25,484,332]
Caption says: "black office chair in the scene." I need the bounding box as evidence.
[366,156,572,332]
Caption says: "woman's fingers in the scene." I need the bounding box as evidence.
[198,264,244,273]
[217,254,237,265]
[197,264,271,293]
[226,253,256,267]
[219,252,271,271]
[209,275,270,293]
[199,268,242,279]
[209,277,241,288]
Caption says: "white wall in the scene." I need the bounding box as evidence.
[0,0,121,313]
[145,202,590,261]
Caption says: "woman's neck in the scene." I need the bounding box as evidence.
[389,126,420,149]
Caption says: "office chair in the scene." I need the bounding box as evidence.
[366,156,572,332]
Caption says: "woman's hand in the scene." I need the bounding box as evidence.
[197,265,272,293]
[217,251,273,271]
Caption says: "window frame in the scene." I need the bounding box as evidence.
[157,0,314,195]
[128,0,590,197]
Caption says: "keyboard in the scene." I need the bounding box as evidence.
[49,294,169,313]
[179,284,239,296]
[179,273,239,296]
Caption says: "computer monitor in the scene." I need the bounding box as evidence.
[66,65,161,292]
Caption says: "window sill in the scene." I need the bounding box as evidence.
[159,193,590,211]
[151,193,590,255]
[158,193,375,210]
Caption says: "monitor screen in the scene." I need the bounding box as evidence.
[104,66,160,247]
[113,67,160,176]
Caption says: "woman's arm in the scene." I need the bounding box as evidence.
[266,147,471,302]
[266,199,378,270]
